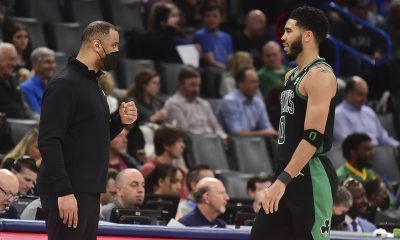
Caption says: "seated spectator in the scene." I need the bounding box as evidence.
[179,177,229,228]
[177,164,215,219]
[98,71,119,114]
[252,189,264,214]
[145,164,183,196]
[193,3,233,69]
[8,157,38,196]
[246,175,273,199]
[363,179,391,223]
[0,43,30,119]
[3,21,32,70]
[143,3,189,63]
[20,197,41,220]
[343,178,376,232]
[20,47,56,115]
[140,125,185,178]
[2,128,41,168]
[100,168,119,206]
[219,51,253,97]
[102,169,145,221]
[165,68,227,139]
[126,69,167,125]
[0,169,19,219]
[334,76,399,146]
[218,66,278,137]
[108,128,139,171]
[331,186,353,231]
[258,41,291,97]
[233,10,271,68]
[336,133,379,183]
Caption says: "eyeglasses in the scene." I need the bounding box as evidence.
[0,186,19,201]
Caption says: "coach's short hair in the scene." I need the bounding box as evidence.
[81,21,118,44]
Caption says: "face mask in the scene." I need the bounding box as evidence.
[98,42,120,71]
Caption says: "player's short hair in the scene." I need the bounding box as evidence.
[289,6,329,45]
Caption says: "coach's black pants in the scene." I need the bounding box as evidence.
[40,192,100,240]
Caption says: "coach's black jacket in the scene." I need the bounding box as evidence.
[37,57,124,197]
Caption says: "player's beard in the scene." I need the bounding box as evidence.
[286,35,303,61]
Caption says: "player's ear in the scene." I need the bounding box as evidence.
[303,30,313,43]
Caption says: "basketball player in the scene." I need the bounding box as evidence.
[250,6,338,240]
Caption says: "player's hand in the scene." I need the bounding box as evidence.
[58,194,78,228]
[262,180,286,214]
[119,101,137,125]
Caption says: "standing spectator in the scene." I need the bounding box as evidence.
[193,3,233,69]
[218,66,277,137]
[258,41,291,97]
[233,10,271,68]
[37,21,137,240]
[108,128,139,171]
[165,68,227,140]
[126,69,167,125]
[0,169,19,219]
[178,177,229,228]
[0,43,30,119]
[145,164,183,196]
[102,169,145,221]
[140,125,185,178]
[3,22,32,70]
[20,47,56,115]
[336,133,380,183]
[334,76,400,146]
[144,3,189,63]
[177,164,214,219]
[2,129,41,168]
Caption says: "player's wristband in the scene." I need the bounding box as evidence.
[277,171,292,186]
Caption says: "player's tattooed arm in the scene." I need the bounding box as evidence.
[313,63,333,74]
